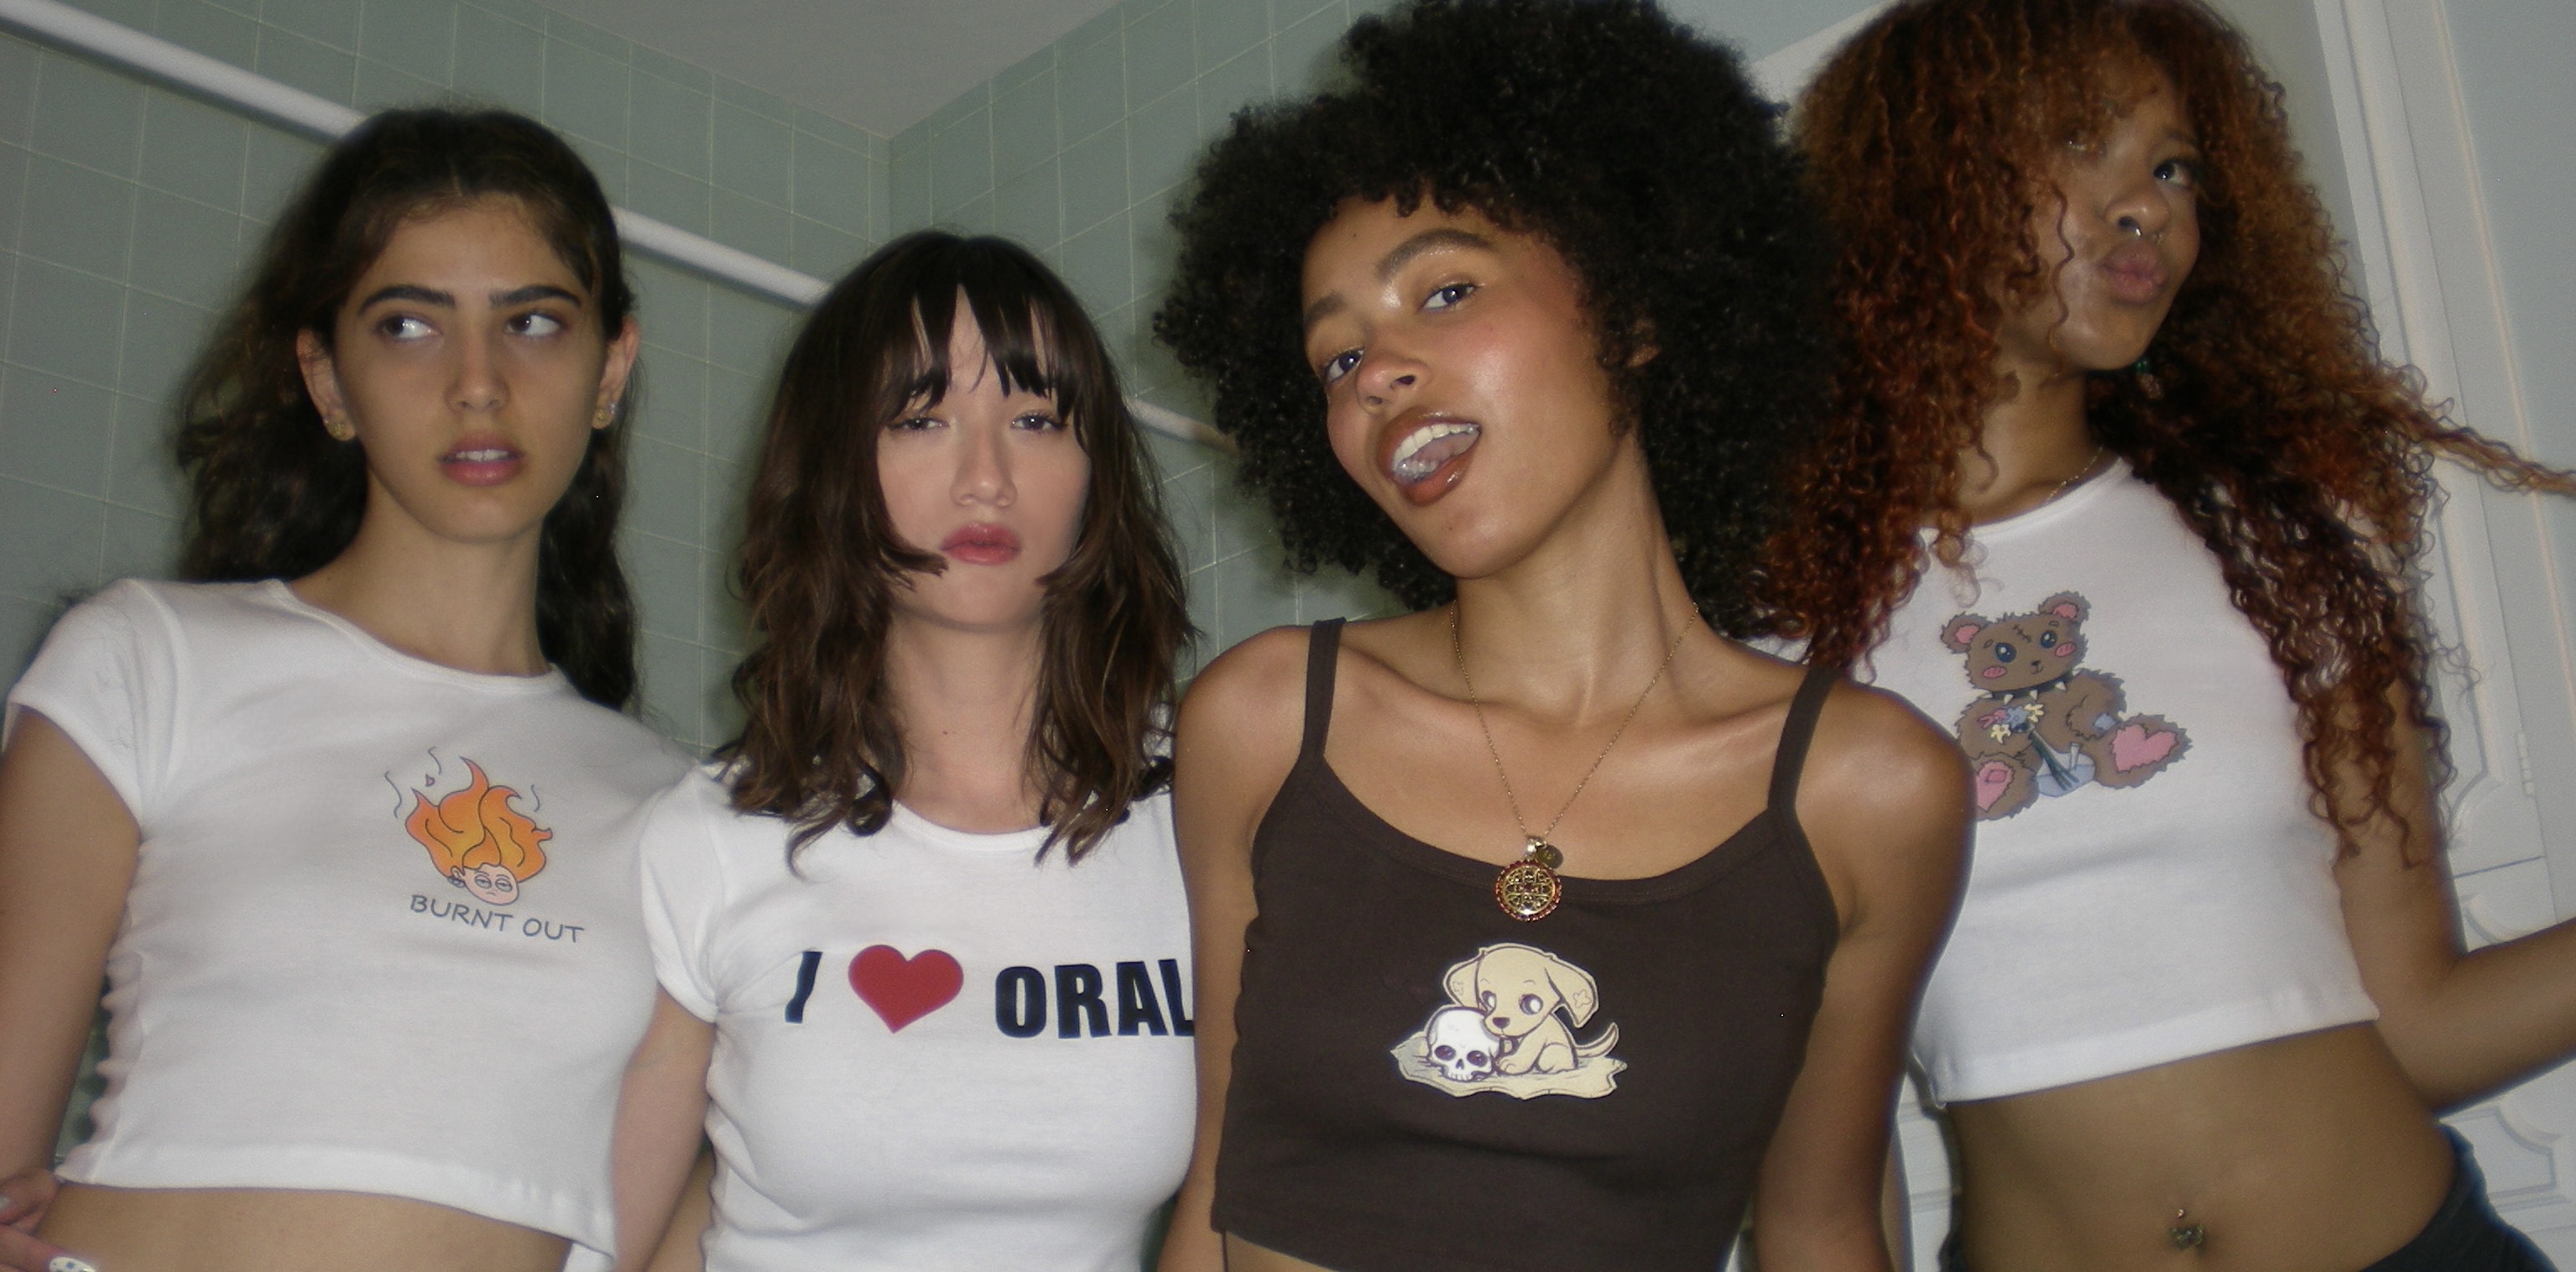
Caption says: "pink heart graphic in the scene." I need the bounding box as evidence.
[848,946,962,1032]
[2109,723,2177,773]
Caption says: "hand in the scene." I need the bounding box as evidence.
[0,1169,78,1272]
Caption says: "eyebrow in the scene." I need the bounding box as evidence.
[354,284,585,310]
[1301,227,1496,331]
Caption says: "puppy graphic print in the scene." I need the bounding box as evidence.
[1393,942,1624,1099]
[1943,592,2188,820]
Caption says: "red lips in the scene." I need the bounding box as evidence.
[939,522,1022,565]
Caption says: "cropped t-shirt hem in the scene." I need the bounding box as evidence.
[57,1142,612,1258]
[1918,984,2380,1103]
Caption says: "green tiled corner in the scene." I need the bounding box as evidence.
[255,26,357,104]
[154,0,262,69]
[19,152,134,279]
[357,0,456,84]
[128,189,245,310]
[1123,0,1197,108]
[262,0,360,51]
[712,102,792,207]
[1058,29,1129,146]
[1126,86,1197,202]
[712,190,791,268]
[31,55,145,177]
[138,92,249,212]
[0,39,41,148]
[450,6,545,116]
[0,473,105,604]
[928,108,993,215]
[630,71,712,180]
[791,137,866,234]
[0,358,118,495]
[1195,0,1268,71]
[994,159,1061,252]
[1058,125,1128,237]
[545,38,631,149]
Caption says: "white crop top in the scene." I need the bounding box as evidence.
[5,580,688,1265]
[639,771,1196,1271]
[1864,462,2377,1103]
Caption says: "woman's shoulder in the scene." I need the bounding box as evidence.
[1177,624,1316,747]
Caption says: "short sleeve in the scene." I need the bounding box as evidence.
[636,769,733,1021]
[5,581,180,823]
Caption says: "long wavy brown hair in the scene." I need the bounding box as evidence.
[176,109,639,706]
[1763,0,2576,857]
[724,232,1188,863]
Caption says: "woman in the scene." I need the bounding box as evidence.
[1150,2,1970,1268]
[607,232,1194,1269]
[1768,1,2576,1268]
[0,109,683,1271]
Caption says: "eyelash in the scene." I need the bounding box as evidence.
[885,412,1067,431]
[2156,158,2201,187]
[1317,281,1478,384]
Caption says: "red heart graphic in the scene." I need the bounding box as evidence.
[848,946,962,1032]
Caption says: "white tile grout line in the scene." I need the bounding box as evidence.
[0,0,1233,451]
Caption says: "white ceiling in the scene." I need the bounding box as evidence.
[541,0,1129,138]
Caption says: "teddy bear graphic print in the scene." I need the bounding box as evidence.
[1941,591,2190,820]
[1393,941,1625,1098]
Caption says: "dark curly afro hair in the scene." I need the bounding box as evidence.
[1153,0,1833,634]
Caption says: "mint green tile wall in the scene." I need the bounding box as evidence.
[0,0,894,753]
[884,0,1404,671]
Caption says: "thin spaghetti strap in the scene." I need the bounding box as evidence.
[1299,619,1348,760]
[1768,664,1840,811]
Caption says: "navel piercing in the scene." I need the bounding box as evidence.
[2167,1209,2206,1251]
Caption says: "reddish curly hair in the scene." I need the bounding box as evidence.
[1762,0,2576,857]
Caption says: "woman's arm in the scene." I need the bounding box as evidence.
[0,712,138,1272]
[1157,629,1308,1272]
[607,990,715,1272]
[1751,686,1969,1272]
[2339,711,2576,1109]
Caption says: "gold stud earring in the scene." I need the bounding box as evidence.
[324,415,355,442]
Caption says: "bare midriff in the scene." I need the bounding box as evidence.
[39,1185,571,1272]
[1948,1024,2453,1272]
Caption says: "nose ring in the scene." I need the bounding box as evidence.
[2121,219,2166,243]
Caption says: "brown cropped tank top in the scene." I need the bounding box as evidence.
[1211,620,1843,1271]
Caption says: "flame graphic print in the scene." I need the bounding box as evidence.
[404,759,550,907]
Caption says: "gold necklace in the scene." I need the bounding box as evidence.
[2042,444,2109,506]
[1451,602,1692,920]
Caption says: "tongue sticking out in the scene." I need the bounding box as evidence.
[1390,423,1481,486]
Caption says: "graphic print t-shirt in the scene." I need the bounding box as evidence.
[1862,463,2376,1102]
[3,579,688,1264]
[637,772,1195,1272]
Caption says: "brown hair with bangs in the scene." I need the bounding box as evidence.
[724,231,1189,863]
[1762,0,2576,858]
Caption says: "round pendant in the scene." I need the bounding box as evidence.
[1524,837,1564,869]
[1495,860,1562,921]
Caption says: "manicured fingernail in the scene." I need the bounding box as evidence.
[50,1256,101,1272]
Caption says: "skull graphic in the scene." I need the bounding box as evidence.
[1422,1005,1500,1082]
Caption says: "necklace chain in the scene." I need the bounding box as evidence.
[2042,443,2109,507]
[1450,602,1692,853]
